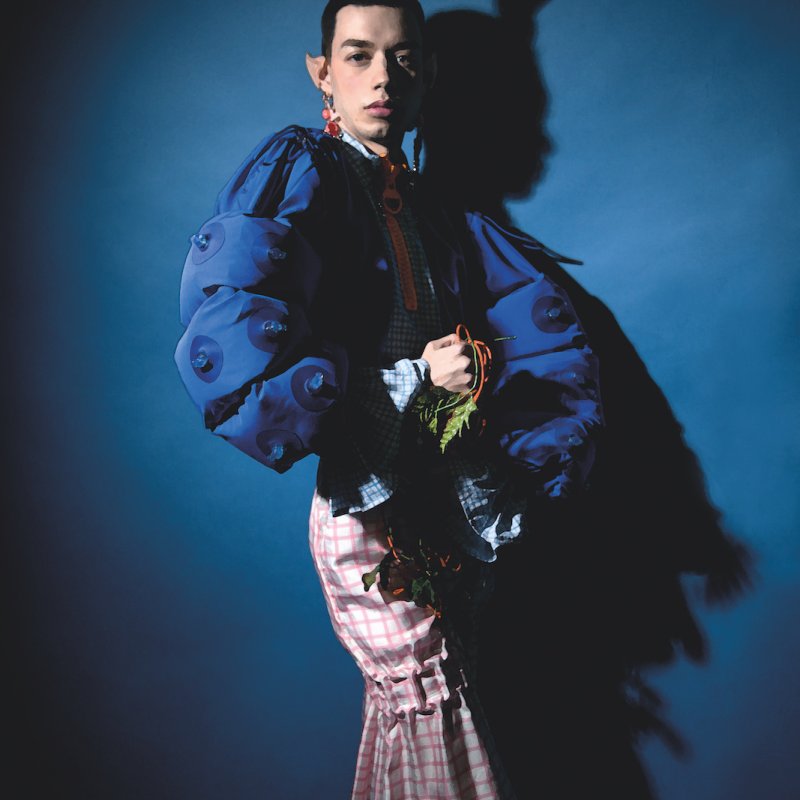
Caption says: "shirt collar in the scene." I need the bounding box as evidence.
[339,127,409,170]
[340,127,379,162]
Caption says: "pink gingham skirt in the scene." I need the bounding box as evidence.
[308,487,516,800]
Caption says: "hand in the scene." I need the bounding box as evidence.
[421,333,475,394]
[383,557,419,599]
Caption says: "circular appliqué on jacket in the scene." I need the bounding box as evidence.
[189,335,223,383]
[246,302,289,353]
[561,365,596,388]
[256,429,304,467]
[291,364,337,412]
[190,221,225,265]
[532,295,573,333]
[251,232,289,276]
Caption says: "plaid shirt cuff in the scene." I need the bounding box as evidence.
[377,356,431,413]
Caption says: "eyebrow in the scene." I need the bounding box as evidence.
[339,38,419,50]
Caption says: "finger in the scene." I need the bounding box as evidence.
[458,343,474,359]
[431,333,459,349]
[458,353,475,372]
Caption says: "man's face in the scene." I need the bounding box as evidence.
[321,4,425,152]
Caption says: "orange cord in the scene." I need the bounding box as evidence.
[454,323,493,404]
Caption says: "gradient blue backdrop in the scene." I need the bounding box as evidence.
[8,0,798,797]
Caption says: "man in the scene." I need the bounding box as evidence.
[173,2,602,797]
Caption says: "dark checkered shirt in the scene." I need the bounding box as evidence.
[315,128,526,564]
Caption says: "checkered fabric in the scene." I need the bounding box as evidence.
[308,487,518,800]
[315,129,526,565]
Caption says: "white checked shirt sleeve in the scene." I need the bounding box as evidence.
[377,357,431,412]
[446,456,529,561]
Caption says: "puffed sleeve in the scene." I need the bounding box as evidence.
[173,126,347,474]
[465,211,605,499]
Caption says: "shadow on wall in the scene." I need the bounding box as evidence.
[422,2,756,798]
[422,0,552,225]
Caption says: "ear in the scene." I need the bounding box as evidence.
[305,52,332,94]
[423,51,437,92]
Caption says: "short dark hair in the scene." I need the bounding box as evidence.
[320,0,426,61]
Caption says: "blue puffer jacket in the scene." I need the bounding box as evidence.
[174,124,604,498]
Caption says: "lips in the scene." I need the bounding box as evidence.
[367,100,393,109]
[365,102,396,119]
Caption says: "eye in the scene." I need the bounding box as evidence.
[396,52,419,71]
[348,52,369,63]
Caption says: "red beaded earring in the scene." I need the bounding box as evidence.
[321,91,342,138]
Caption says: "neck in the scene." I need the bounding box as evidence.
[341,124,405,164]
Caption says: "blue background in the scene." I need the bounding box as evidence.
[6,0,798,797]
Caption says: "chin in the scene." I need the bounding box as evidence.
[363,120,390,135]
[360,117,401,138]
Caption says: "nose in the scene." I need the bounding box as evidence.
[372,52,392,90]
